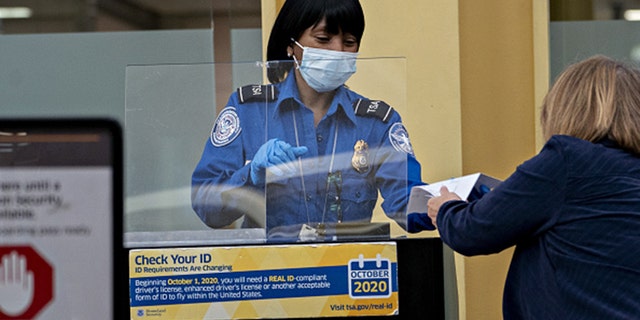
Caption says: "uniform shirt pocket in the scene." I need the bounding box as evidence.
[338,171,378,221]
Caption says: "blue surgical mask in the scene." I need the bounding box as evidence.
[292,40,359,93]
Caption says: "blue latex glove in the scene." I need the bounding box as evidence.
[407,212,436,232]
[250,138,308,185]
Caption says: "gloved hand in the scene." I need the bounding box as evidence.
[250,138,308,185]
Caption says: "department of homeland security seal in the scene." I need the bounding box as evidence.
[389,122,415,156]
[211,106,241,147]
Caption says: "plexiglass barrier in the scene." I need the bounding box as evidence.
[124,57,421,247]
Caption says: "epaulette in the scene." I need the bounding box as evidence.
[237,85,278,103]
[352,99,393,123]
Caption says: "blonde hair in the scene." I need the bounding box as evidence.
[541,55,640,154]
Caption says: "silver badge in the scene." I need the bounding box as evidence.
[211,107,241,147]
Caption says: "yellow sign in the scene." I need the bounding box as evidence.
[129,242,398,319]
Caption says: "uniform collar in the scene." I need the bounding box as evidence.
[273,71,358,126]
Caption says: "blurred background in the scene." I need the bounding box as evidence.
[0,0,639,35]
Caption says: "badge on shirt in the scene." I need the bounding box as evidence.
[210,106,241,147]
[389,122,415,156]
[352,139,370,173]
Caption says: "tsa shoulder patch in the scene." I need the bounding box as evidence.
[389,122,415,156]
[352,99,393,123]
[210,106,241,147]
[237,84,278,103]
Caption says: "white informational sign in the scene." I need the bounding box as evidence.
[0,168,113,319]
[0,119,120,319]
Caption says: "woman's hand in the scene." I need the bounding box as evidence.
[427,186,462,227]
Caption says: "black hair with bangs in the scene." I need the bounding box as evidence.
[266,0,365,83]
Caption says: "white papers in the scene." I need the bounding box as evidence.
[406,173,501,215]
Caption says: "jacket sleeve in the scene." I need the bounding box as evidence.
[374,113,426,231]
[436,138,567,255]
[191,94,264,228]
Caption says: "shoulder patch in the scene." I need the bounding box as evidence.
[210,106,241,147]
[389,122,415,156]
[237,85,278,103]
[352,99,393,123]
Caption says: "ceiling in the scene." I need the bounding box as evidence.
[1,0,640,34]
[0,0,261,34]
[592,0,640,19]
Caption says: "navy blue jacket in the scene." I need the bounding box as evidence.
[437,135,640,319]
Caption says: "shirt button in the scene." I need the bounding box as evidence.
[306,193,312,201]
[317,135,323,142]
[355,192,361,198]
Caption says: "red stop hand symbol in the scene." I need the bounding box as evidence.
[0,246,53,319]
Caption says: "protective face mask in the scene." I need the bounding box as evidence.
[292,40,359,93]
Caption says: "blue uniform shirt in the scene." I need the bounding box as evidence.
[192,73,424,238]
